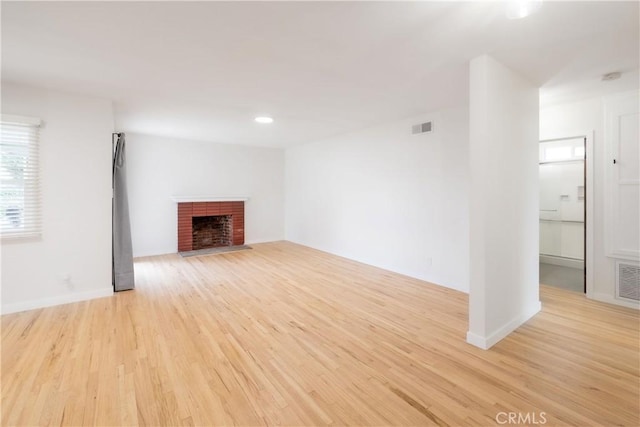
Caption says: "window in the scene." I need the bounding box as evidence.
[0,115,42,239]
[539,138,585,163]
[544,146,572,161]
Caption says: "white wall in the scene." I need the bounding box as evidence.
[1,83,114,313]
[126,133,284,257]
[285,108,469,292]
[540,92,638,307]
[467,55,541,349]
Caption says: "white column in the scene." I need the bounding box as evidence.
[467,55,541,349]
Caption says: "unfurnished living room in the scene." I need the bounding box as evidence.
[1,1,639,426]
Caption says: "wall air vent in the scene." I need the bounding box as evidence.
[412,121,433,135]
[616,260,640,302]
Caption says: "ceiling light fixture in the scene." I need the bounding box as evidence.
[254,116,274,124]
[505,0,543,19]
[602,72,622,81]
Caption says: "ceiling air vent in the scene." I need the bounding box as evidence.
[412,121,432,135]
[616,260,640,302]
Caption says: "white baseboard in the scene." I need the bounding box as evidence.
[1,288,114,315]
[466,301,542,350]
[465,331,489,349]
[589,292,639,310]
[540,255,583,270]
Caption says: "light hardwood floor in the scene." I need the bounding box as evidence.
[2,241,639,426]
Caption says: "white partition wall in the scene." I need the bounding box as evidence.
[467,55,541,349]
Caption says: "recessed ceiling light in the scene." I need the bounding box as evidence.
[602,72,622,81]
[506,0,543,19]
[254,116,274,124]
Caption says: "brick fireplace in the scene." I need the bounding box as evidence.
[177,201,245,252]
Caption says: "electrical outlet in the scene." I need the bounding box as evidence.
[62,274,74,290]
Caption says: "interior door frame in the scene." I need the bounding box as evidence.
[539,131,594,297]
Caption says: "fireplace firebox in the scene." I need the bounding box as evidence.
[192,215,232,250]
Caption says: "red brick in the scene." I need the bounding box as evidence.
[178,207,192,216]
[178,242,192,251]
[206,203,220,215]
[192,203,207,215]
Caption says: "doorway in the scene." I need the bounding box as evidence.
[539,137,586,293]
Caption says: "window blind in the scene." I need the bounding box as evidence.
[0,115,42,239]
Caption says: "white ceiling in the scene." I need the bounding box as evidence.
[2,1,638,148]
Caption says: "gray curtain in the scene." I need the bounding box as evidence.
[113,133,135,291]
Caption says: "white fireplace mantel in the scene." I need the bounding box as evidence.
[171,196,250,203]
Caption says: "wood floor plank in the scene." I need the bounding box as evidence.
[2,241,639,426]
